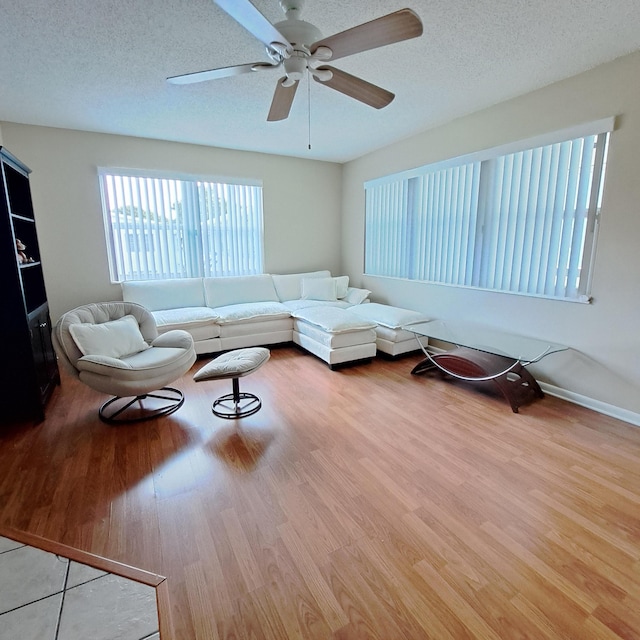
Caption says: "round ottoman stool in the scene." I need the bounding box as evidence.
[194,347,270,419]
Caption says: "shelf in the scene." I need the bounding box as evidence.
[19,261,41,269]
[27,300,49,321]
[12,215,41,264]
[3,161,35,220]
[11,213,35,223]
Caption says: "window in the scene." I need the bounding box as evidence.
[365,118,613,302]
[99,170,264,282]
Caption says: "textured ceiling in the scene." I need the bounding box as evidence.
[1,0,640,163]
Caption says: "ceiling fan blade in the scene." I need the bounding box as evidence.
[267,78,299,121]
[314,66,394,109]
[214,0,292,58]
[310,8,422,61]
[167,62,277,85]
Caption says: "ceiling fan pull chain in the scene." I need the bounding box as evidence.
[308,72,312,150]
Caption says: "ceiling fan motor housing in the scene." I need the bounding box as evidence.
[274,19,322,51]
[273,16,324,83]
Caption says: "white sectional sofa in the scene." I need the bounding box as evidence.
[122,271,371,367]
[121,271,428,367]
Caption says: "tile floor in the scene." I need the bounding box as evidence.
[0,535,160,640]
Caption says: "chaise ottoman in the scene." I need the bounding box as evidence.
[345,302,429,357]
[291,307,377,369]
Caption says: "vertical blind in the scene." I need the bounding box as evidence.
[99,171,264,282]
[365,120,612,302]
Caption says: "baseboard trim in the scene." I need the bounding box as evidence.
[539,382,640,427]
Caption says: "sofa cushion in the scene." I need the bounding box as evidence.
[374,325,418,342]
[346,302,429,329]
[122,278,205,311]
[218,317,292,338]
[272,270,331,301]
[152,307,221,340]
[153,307,219,328]
[204,275,279,308]
[215,301,291,324]
[292,307,376,334]
[301,277,337,301]
[283,299,351,312]
[295,319,376,348]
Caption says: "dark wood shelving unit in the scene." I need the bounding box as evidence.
[1,147,60,423]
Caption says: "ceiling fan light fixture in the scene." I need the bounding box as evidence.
[283,54,307,82]
[274,18,322,49]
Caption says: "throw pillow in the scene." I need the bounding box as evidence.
[272,270,331,301]
[301,277,337,301]
[69,315,149,359]
[344,287,372,305]
[334,275,349,299]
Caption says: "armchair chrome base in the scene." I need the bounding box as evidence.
[99,387,185,424]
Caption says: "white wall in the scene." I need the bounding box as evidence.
[342,50,640,417]
[0,124,342,320]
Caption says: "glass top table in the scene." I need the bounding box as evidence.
[405,320,567,364]
[403,320,568,412]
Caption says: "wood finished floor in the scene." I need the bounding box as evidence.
[1,346,639,639]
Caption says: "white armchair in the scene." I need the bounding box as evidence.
[53,301,196,423]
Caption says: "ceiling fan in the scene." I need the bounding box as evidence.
[167,0,423,121]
